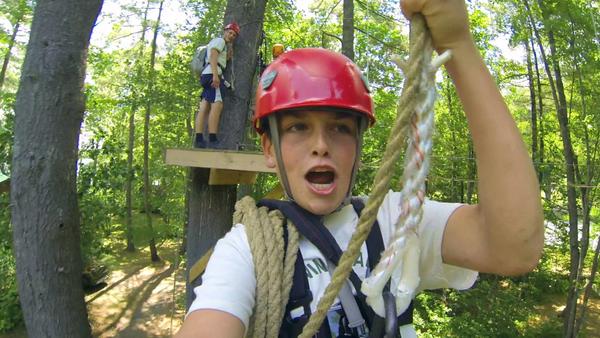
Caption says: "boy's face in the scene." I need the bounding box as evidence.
[262,110,358,215]
[224,29,238,43]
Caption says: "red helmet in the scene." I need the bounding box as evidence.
[224,22,240,35]
[254,48,374,133]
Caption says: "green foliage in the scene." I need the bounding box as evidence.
[0,111,13,179]
[414,273,567,337]
[0,246,23,333]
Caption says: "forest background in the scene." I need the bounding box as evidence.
[0,0,598,337]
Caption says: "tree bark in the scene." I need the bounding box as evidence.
[11,0,103,336]
[185,0,268,307]
[342,0,354,61]
[524,40,538,172]
[529,34,549,201]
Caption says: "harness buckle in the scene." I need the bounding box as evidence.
[356,323,369,338]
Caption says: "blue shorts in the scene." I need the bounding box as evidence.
[200,74,225,103]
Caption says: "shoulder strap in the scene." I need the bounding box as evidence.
[350,198,384,270]
[258,200,341,263]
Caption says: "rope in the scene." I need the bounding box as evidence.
[233,196,300,338]
[299,14,450,338]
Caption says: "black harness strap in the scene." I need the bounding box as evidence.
[258,199,413,338]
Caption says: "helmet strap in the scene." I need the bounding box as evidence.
[343,116,369,206]
[267,115,295,202]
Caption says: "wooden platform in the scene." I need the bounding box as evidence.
[165,148,276,185]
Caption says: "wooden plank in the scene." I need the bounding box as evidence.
[209,168,257,185]
[0,180,9,194]
[165,148,276,173]
[263,184,284,200]
[188,247,214,283]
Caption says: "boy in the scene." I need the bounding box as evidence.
[177,0,544,337]
[194,22,240,148]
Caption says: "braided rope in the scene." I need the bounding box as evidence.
[234,196,300,338]
[299,14,450,337]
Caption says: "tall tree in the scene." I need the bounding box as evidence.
[186,0,268,306]
[124,0,153,253]
[342,0,354,60]
[142,0,163,262]
[10,0,103,336]
[0,0,30,91]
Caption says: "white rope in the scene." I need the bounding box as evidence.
[361,38,452,316]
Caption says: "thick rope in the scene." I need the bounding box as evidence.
[298,14,450,338]
[234,196,299,338]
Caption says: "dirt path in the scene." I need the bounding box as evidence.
[86,242,186,337]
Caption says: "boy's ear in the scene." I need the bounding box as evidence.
[261,134,276,169]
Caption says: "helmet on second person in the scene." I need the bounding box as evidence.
[271,44,285,58]
[224,22,240,35]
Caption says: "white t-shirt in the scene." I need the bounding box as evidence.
[201,37,227,76]
[188,191,478,336]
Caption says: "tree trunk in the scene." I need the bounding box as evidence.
[10,0,103,336]
[571,58,598,337]
[142,0,164,263]
[529,34,549,201]
[573,59,595,281]
[124,0,152,253]
[575,233,600,334]
[185,0,268,307]
[186,168,237,307]
[529,1,581,335]
[125,101,137,252]
[524,40,538,172]
[0,20,21,91]
[342,0,354,61]
[546,19,580,338]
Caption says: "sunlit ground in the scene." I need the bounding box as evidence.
[528,293,600,337]
[86,240,186,337]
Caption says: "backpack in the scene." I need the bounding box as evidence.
[190,45,208,77]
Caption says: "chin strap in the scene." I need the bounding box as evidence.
[268,115,294,202]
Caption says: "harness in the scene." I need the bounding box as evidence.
[258,199,414,338]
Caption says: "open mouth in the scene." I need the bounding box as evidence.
[305,169,336,192]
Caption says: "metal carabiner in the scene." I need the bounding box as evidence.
[383,291,399,338]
